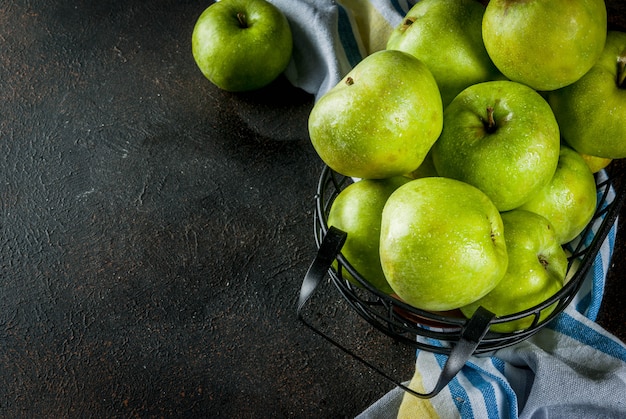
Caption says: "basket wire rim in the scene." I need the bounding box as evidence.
[313,163,624,352]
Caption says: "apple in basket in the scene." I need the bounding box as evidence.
[327,176,411,294]
[308,49,443,179]
[191,0,293,92]
[519,146,598,245]
[461,210,567,333]
[548,31,626,159]
[432,80,561,212]
[379,177,508,312]
[580,153,613,174]
[482,0,607,91]
[386,0,501,108]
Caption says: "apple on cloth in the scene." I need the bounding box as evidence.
[277,0,626,417]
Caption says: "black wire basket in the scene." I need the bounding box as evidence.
[297,162,626,398]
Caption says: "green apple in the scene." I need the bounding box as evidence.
[518,146,598,244]
[548,31,626,159]
[191,0,293,92]
[308,50,443,179]
[387,0,501,108]
[482,0,607,91]
[328,176,411,294]
[580,153,612,174]
[379,177,508,312]
[460,210,567,333]
[432,80,561,211]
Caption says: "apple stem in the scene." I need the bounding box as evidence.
[618,55,626,89]
[237,12,248,28]
[401,17,416,32]
[345,77,354,86]
[484,106,496,133]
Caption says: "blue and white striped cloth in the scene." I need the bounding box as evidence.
[272,0,626,417]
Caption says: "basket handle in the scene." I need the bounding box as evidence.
[297,226,347,317]
[410,305,495,398]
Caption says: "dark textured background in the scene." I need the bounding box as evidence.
[1,0,625,417]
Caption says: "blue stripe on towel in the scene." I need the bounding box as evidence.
[435,353,475,418]
[337,6,363,68]
[578,221,616,320]
[389,0,409,15]
[489,358,519,419]
[465,367,500,419]
[550,311,626,361]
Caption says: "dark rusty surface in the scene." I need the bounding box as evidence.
[0,0,625,417]
[593,0,626,346]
